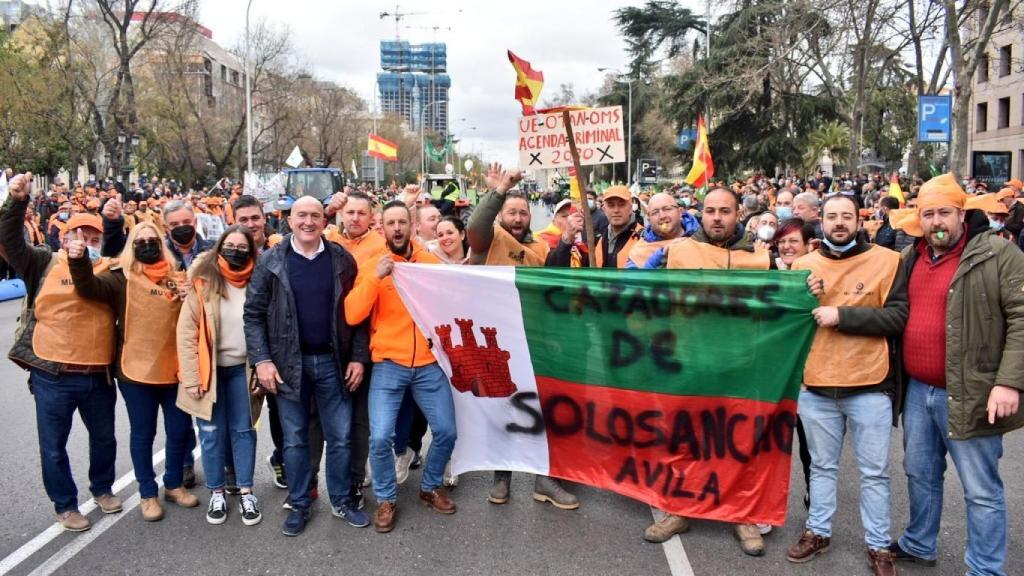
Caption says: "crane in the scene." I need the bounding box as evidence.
[379,5,463,40]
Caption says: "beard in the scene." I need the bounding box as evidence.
[387,235,410,256]
[824,228,853,246]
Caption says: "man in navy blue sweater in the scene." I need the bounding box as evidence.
[244,196,370,536]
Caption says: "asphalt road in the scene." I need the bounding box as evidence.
[0,207,1021,576]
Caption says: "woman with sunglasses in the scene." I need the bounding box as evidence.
[176,225,262,526]
[69,221,197,522]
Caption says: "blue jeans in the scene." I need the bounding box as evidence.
[798,389,893,550]
[197,364,256,490]
[31,369,117,514]
[899,379,1006,576]
[118,381,192,498]
[369,361,456,502]
[275,354,352,511]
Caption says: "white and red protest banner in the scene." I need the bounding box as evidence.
[518,106,625,169]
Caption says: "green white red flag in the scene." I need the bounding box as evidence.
[392,264,816,525]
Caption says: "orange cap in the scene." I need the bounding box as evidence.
[889,208,923,237]
[66,213,103,232]
[996,187,1016,201]
[601,185,631,202]
[1004,178,1023,190]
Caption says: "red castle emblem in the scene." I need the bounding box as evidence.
[434,318,517,398]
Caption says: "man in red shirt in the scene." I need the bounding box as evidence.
[891,173,1024,576]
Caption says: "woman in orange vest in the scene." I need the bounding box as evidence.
[176,225,262,526]
[68,221,199,522]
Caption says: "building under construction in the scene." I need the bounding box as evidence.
[377,40,450,137]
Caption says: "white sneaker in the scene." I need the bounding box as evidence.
[756,523,772,535]
[395,448,415,485]
[443,461,459,487]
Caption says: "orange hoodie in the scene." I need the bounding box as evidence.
[326,228,388,268]
[345,243,440,367]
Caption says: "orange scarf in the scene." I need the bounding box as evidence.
[142,260,170,285]
[193,278,213,393]
[217,256,253,287]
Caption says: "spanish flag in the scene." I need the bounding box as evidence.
[685,116,714,188]
[367,134,398,162]
[888,172,905,206]
[508,50,544,116]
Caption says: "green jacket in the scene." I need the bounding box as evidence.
[900,229,1024,439]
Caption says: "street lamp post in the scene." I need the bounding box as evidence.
[245,0,254,177]
[420,100,448,176]
[598,68,634,185]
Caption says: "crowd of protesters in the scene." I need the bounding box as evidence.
[2,162,1021,576]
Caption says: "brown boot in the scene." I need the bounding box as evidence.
[93,493,123,514]
[734,523,766,557]
[140,497,164,522]
[868,548,898,576]
[373,501,396,533]
[57,510,91,532]
[643,513,689,543]
[786,530,830,563]
[164,487,199,508]
[419,488,456,514]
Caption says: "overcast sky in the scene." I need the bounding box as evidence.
[194,0,707,166]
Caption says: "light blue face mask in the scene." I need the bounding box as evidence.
[776,206,793,220]
[989,218,1005,232]
[87,246,102,263]
[822,236,857,253]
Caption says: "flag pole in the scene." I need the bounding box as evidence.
[562,110,595,266]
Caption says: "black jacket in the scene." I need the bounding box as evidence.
[242,235,368,401]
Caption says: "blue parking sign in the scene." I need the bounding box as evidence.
[918,95,951,143]
[677,129,697,150]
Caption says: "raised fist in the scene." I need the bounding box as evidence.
[7,172,33,201]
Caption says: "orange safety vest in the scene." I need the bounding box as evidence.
[626,236,676,268]
[120,270,184,384]
[484,225,549,266]
[792,246,900,387]
[595,223,643,268]
[326,228,388,267]
[32,256,116,366]
[24,221,42,246]
[665,239,771,270]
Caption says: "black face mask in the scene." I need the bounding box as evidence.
[221,248,250,270]
[170,224,196,246]
[134,241,162,264]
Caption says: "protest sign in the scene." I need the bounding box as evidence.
[519,106,625,169]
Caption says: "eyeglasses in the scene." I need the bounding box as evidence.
[222,243,249,254]
[133,238,161,248]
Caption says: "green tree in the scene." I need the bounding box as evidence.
[804,120,850,171]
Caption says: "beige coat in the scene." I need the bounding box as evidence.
[175,285,256,422]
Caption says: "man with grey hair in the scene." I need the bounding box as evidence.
[101,198,214,270]
[793,192,823,239]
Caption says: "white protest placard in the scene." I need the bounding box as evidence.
[518,106,626,169]
[244,171,285,206]
[0,172,7,203]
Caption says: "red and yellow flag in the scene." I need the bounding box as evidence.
[367,134,398,162]
[888,172,905,206]
[685,116,714,188]
[508,50,544,116]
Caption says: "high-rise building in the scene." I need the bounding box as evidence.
[377,40,450,137]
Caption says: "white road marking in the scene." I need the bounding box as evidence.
[651,507,696,576]
[1,439,200,576]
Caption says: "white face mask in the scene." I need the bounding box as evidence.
[757,225,775,242]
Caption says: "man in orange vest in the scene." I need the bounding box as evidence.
[466,163,550,266]
[0,173,121,532]
[595,185,644,268]
[626,192,699,268]
[643,187,771,554]
[786,194,908,576]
